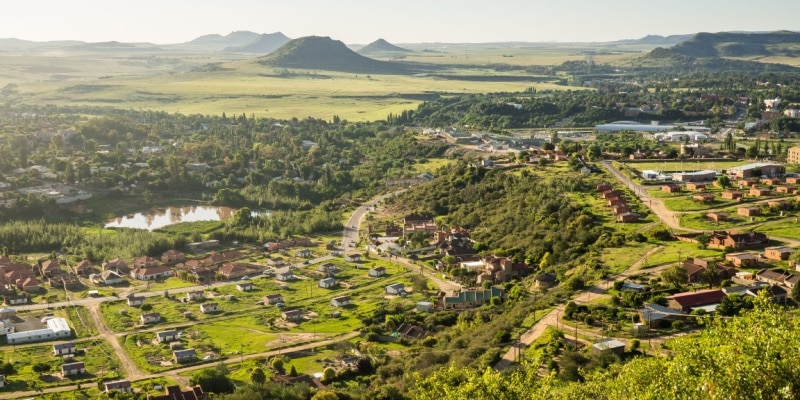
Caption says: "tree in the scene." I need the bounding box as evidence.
[250,367,266,385]
[270,358,285,374]
[716,174,731,188]
[661,264,688,287]
[288,365,298,377]
[312,391,339,400]
[321,367,336,383]
[32,362,51,374]
[190,364,235,394]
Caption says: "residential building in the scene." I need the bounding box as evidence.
[749,187,771,197]
[730,163,784,179]
[764,246,796,261]
[102,258,128,273]
[148,385,206,400]
[331,296,351,307]
[275,267,295,282]
[126,294,145,307]
[344,253,362,262]
[130,265,173,281]
[156,330,179,343]
[74,260,93,275]
[53,342,76,356]
[616,212,639,223]
[385,283,406,296]
[721,190,743,200]
[173,348,197,363]
[738,206,761,217]
[199,303,219,314]
[662,184,681,193]
[686,182,706,190]
[161,250,186,265]
[61,361,86,376]
[707,212,728,222]
[637,303,688,329]
[707,231,768,250]
[219,263,249,280]
[442,286,504,309]
[296,249,312,258]
[318,278,336,289]
[535,273,557,288]
[101,270,124,284]
[264,294,283,305]
[368,267,386,277]
[282,309,303,322]
[4,293,28,305]
[140,312,161,325]
[666,289,725,312]
[185,291,204,302]
[672,170,716,182]
[592,338,626,356]
[726,252,758,267]
[236,282,254,292]
[104,380,132,393]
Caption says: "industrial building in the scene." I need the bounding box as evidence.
[6,317,72,344]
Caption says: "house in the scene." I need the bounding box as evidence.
[755,269,791,285]
[761,177,783,186]
[173,348,197,363]
[0,307,15,318]
[264,294,284,305]
[417,301,435,312]
[274,267,295,282]
[637,303,688,329]
[219,263,249,280]
[148,385,207,400]
[266,257,287,267]
[4,293,28,305]
[318,278,337,289]
[156,330,179,343]
[200,303,220,314]
[61,361,86,376]
[140,312,161,325]
[775,185,796,194]
[74,260,93,275]
[592,338,626,356]
[385,283,406,296]
[317,263,337,275]
[102,258,129,273]
[133,256,159,269]
[126,294,145,307]
[101,270,124,284]
[726,252,758,267]
[331,296,351,307]
[49,274,82,290]
[0,319,13,335]
[749,187,771,197]
[611,204,631,215]
[53,342,77,356]
[666,289,725,312]
[721,190,744,200]
[616,212,639,223]
[368,267,386,277]
[344,253,362,262]
[104,380,132,393]
[130,265,173,281]
[685,182,706,191]
[662,184,681,193]
[597,183,612,193]
[764,246,796,261]
[40,259,62,278]
[0,374,5,389]
[185,291,204,302]
[737,179,759,188]
[395,323,429,340]
[767,199,790,209]
[692,193,714,202]
[282,309,303,322]
[707,212,729,222]
[788,176,800,184]
[296,249,312,258]
[737,206,761,217]
[601,190,621,199]
[707,231,768,250]
[19,277,40,293]
[236,282,254,291]
[161,250,186,265]
[535,273,557,288]
[442,286,504,309]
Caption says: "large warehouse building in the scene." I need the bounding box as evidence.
[6,317,72,344]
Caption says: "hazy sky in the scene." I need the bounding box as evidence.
[2,0,799,44]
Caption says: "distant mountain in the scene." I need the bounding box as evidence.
[653,31,800,58]
[223,32,291,53]
[358,38,412,54]
[182,31,263,51]
[258,36,414,73]
[613,34,694,47]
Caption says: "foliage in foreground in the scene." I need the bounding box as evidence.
[412,295,800,400]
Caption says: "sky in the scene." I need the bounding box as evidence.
[2,0,799,44]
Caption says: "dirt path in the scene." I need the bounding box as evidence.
[86,303,143,380]
[494,246,669,371]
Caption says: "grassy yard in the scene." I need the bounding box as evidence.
[0,339,122,391]
[600,242,658,271]
[757,218,800,241]
[644,241,724,266]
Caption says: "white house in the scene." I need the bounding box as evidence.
[319,278,337,289]
[61,362,86,377]
[275,267,295,282]
[264,294,283,305]
[385,283,406,296]
[368,267,386,277]
[53,342,77,356]
[185,291,204,302]
[331,296,351,307]
[140,313,161,325]
[344,253,362,262]
[296,249,312,258]
[101,270,124,284]
[200,303,220,314]
[126,294,145,307]
[156,330,179,343]
[236,282,254,292]
[104,380,132,393]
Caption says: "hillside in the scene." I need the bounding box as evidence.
[613,33,693,46]
[358,38,412,54]
[181,30,262,51]
[654,30,800,58]
[257,36,415,73]
[223,32,290,53]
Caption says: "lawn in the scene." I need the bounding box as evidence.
[643,241,724,266]
[600,242,658,271]
[757,218,800,241]
[0,339,122,391]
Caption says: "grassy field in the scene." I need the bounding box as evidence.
[644,241,724,266]
[622,160,752,174]
[756,218,800,241]
[600,242,658,271]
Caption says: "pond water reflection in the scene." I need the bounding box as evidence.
[104,205,238,231]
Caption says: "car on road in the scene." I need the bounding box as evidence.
[241,276,250,280]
